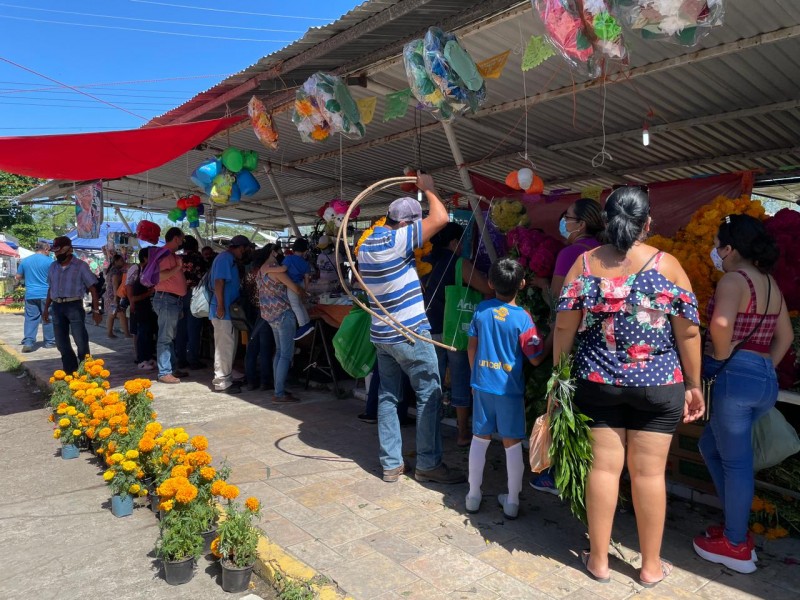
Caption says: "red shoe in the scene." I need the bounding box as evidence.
[704,525,757,562]
[693,534,756,573]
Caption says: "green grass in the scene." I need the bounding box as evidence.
[274,573,315,600]
[0,346,22,374]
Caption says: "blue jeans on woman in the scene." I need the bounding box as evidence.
[374,329,443,472]
[175,292,203,367]
[268,311,296,398]
[245,317,275,389]
[699,352,778,545]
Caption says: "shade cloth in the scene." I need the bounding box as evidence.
[469,171,754,239]
[0,116,245,180]
[0,241,19,258]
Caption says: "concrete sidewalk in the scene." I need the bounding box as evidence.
[1,311,798,600]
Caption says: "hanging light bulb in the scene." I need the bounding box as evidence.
[642,124,650,147]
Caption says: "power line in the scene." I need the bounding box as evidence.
[0,101,164,110]
[0,3,305,33]
[128,0,337,21]
[0,15,296,42]
[0,95,176,106]
[0,88,194,99]
[0,127,126,131]
[0,57,148,120]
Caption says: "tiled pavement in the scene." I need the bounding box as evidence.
[2,312,798,600]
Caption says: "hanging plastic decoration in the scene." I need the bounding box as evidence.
[532,0,627,77]
[292,72,365,143]
[317,199,361,236]
[616,0,725,46]
[505,168,545,195]
[403,39,454,122]
[168,194,204,227]
[135,220,161,245]
[248,96,279,150]
[190,147,260,205]
[400,167,418,193]
[490,199,530,233]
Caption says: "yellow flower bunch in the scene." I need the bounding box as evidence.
[157,475,198,505]
[190,435,208,451]
[354,217,386,256]
[103,450,145,498]
[490,199,529,233]
[749,494,791,540]
[353,216,434,277]
[123,378,152,396]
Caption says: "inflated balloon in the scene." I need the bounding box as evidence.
[517,168,534,190]
[186,207,199,222]
[176,197,189,211]
[168,208,184,222]
[236,170,260,196]
[230,182,241,203]
[192,158,221,186]
[210,172,235,204]
[221,147,244,173]
[528,175,544,195]
[242,150,259,172]
[505,170,519,189]
[400,167,418,193]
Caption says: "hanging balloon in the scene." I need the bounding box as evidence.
[221,147,244,173]
[527,175,544,195]
[236,170,260,196]
[168,208,184,222]
[230,182,241,204]
[505,170,520,190]
[186,207,199,222]
[242,150,259,171]
[176,197,189,211]
[517,168,534,190]
[186,194,202,207]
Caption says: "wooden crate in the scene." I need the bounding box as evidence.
[666,453,717,496]
[669,422,705,460]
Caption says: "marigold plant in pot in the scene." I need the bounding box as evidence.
[156,511,203,586]
[103,449,146,517]
[214,485,262,593]
[52,409,86,459]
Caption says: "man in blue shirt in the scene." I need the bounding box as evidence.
[43,236,101,374]
[16,239,56,352]
[359,174,465,485]
[209,235,249,394]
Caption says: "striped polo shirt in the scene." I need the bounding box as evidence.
[358,222,429,344]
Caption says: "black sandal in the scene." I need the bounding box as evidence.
[580,550,611,584]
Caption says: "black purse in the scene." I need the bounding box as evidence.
[701,277,771,420]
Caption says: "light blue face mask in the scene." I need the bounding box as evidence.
[559,217,570,240]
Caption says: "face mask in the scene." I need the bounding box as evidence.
[55,253,69,264]
[559,218,570,240]
[710,247,726,272]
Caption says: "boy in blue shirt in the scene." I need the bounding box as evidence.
[265,238,312,340]
[466,257,544,519]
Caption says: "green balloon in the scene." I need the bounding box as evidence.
[221,147,244,173]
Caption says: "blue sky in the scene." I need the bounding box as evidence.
[0,0,358,135]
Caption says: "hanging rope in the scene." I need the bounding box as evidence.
[591,72,613,168]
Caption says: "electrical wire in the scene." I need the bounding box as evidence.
[0,3,305,33]
[0,88,196,99]
[0,95,175,106]
[129,0,336,21]
[0,15,295,42]
[0,74,230,93]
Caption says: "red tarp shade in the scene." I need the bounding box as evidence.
[469,171,754,239]
[0,116,245,181]
[0,241,19,258]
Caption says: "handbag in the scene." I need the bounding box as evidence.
[529,394,554,473]
[753,407,800,472]
[332,305,376,379]
[442,258,483,351]
[701,276,771,420]
[229,299,252,332]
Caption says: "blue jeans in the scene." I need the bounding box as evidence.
[152,293,182,378]
[433,340,472,408]
[22,298,54,347]
[268,311,296,397]
[375,329,442,471]
[175,292,203,366]
[132,306,156,364]
[51,300,89,374]
[245,317,275,388]
[699,352,778,545]
[365,361,410,420]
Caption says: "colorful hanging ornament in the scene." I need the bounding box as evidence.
[400,167,418,193]
[135,220,161,244]
[505,168,545,194]
[248,96,279,150]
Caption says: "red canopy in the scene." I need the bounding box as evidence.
[0,116,245,181]
[0,241,19,258]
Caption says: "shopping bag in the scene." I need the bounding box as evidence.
[753,407,800,472]
[529,396,553,473]
[332,305,376,379]
[442,258,482,351]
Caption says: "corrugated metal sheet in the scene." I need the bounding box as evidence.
[18,0,800,231]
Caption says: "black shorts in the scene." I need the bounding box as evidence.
[573,380,684,434]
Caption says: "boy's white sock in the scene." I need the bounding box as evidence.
[505,443,524,505]
[468,436,491,498]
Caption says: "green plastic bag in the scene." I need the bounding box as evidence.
[332,305,376,379]
[442,258,483,351]
[753,407,800,472]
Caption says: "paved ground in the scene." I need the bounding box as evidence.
[1,311,799,600]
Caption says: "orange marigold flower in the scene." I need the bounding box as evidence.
[107,441,117,452]
[220,484,239,500]
[171,465,190,478]
[186,451,212,467]
[54,370,66,380]
[245,497,260,512]
[175,483,198,504]
[98,427,112,439]
[210,480,226,496]
[138,436,156,452]
[210,537,222,558]
[102,381,110,389]
[200,467,216,481]
[100,369,110,378]
[750,522,766,534]
[190,435,208,451]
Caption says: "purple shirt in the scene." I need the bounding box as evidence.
[47,258,97,299]
[553,238,600,278]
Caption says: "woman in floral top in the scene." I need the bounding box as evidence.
[554,187,704,588]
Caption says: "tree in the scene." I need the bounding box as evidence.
[0,171,41,233]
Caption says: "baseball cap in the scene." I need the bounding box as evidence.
[51,236,72,252]
[228,235,250,248]
[387,197,422,222]
[317,235,331,249]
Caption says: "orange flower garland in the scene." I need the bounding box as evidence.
[354,216,433,276]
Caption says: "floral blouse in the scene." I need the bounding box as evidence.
[557,252,699,387]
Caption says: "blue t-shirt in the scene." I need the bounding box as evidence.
[282,254,311,285]
[17,253,54,299]
[468,298,543,398]
[209,251,240,320]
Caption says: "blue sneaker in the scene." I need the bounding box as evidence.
[293,322,313,341]
[530,470,560,496]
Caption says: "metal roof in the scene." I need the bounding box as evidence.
[16,0,800,231]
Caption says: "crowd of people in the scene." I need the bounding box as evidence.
[15,174,794,581]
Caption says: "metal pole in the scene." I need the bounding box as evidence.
[190,225,205,248]
[441,120,497,262]
[263,164,302,238]
[114,207,134,233]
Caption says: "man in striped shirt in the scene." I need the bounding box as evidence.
[359,174,465,485]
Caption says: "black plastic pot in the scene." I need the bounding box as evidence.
[162,556,195,586]
[201,527,218,554]
[220,559,253,593]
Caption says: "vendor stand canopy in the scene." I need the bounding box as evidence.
[12,0,800,235]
